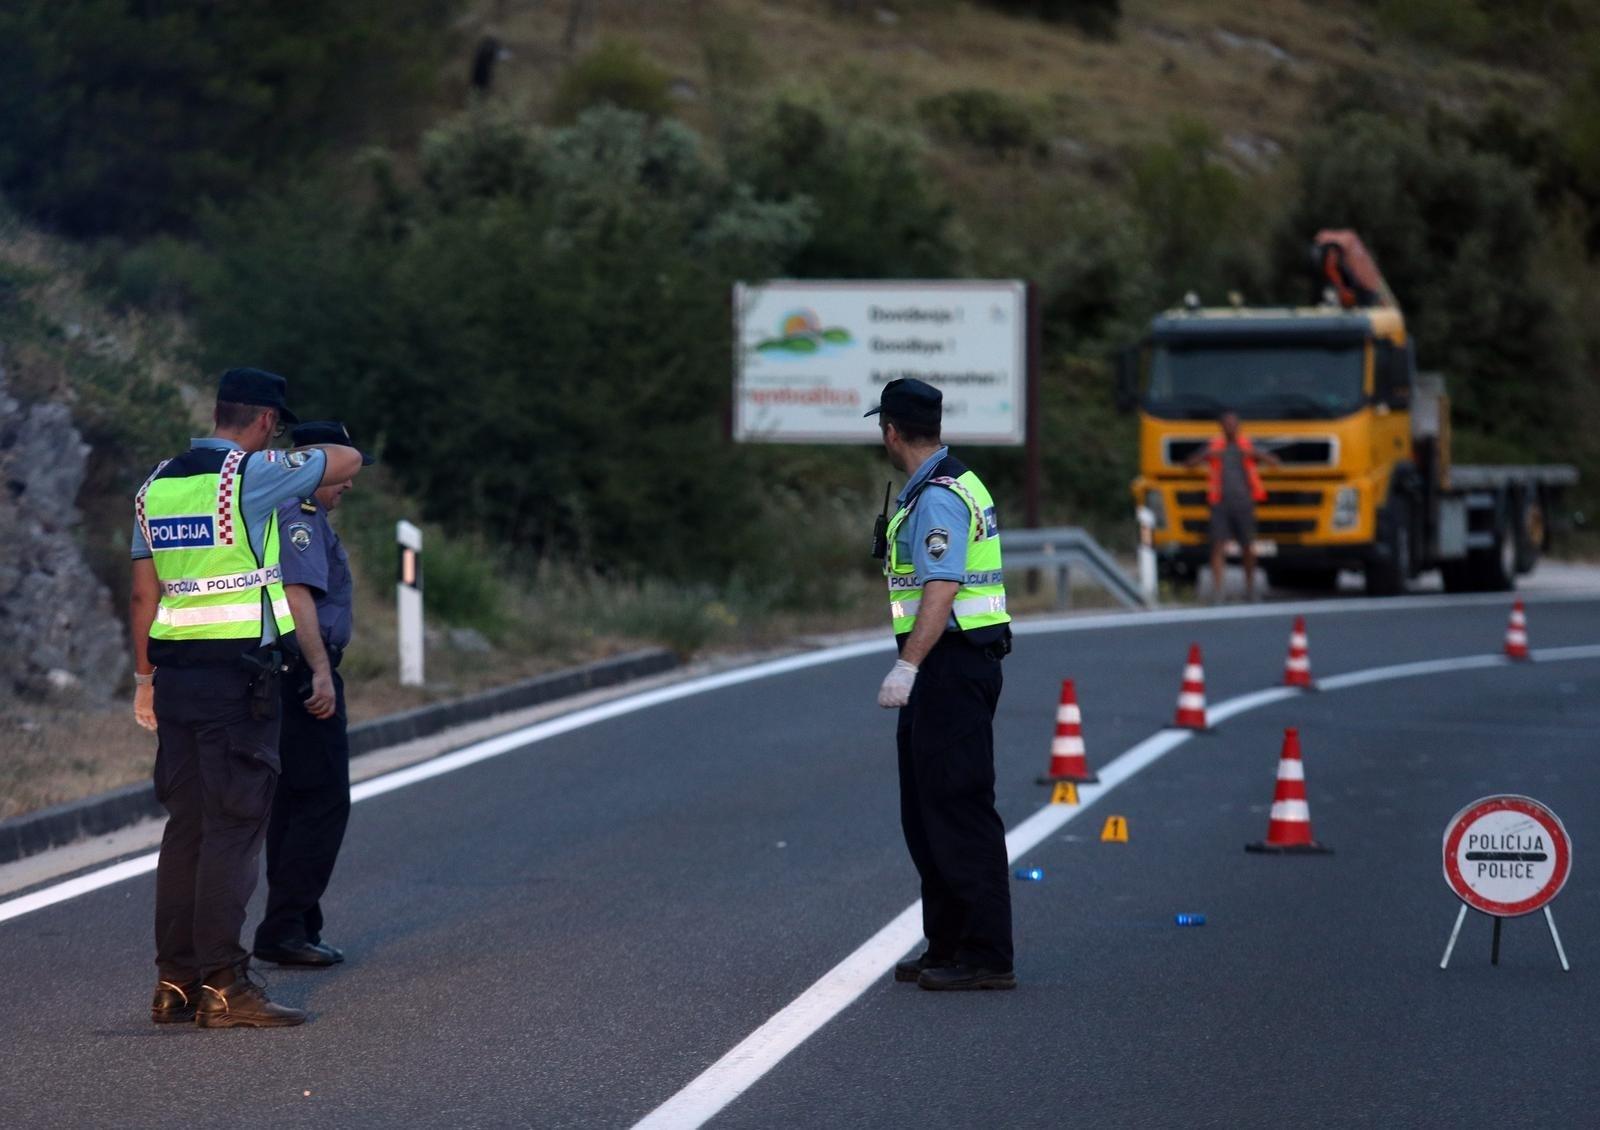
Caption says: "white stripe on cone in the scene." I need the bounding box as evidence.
[1056,705,1081,724]
[1275,759,1305,781]
[1269,799,1312,822]
[1183,664,1204,681]
[1051,736,1086,755]
[1178,692,1206,710]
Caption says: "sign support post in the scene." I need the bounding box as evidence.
[1439,794,1572,972]
[396,519,424,687]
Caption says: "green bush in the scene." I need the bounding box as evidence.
[1290,109,1578,470]
[549,39,674,125]
[973,0,1121,38]
[0,1,454,238]
[1375,0,1490,54]
[917,89,1048,159]
[192,107,813,586]
[1130,118,1270,304]
[729,92,961,278]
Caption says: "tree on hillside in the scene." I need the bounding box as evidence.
[0,0,456,237]
[1290,111,1581,465]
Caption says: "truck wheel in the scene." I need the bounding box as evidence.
[1515,491,1543,575]
[1466,500,1517,592]
[1365,500,1411,596]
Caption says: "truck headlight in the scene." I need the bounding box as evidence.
[1144,489,1168,531]
[1331,486,1359,530]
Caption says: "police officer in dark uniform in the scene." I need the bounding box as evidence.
[130,370,364,1028]
[868,378,1016,991]
[253,421,373,968]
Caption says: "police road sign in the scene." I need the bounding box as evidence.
[1443,795,1571,918]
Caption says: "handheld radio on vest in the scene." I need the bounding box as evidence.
[870,481,893,560]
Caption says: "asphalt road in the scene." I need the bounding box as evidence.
[4,594,1599,1129]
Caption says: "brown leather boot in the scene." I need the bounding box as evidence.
[151,979,201,1024]
[196,968,308,1028]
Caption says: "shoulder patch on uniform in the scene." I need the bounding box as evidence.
[925,527,951,560]
[287,522,313,552]
[299,498,317,513]
[284,450,310,469]
[263,450,280,463]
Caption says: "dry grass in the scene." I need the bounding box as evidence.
[455,0,1559,171]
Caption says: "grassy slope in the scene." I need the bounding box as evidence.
[0,1,1581,817]
[464,0,1554,169]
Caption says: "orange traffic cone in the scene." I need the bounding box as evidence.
[1283,616,1313,688]
[1171,643,1209,730]
[1037,679,1098,784]
[1505,600,1530,660]
[1245,728,1332,854]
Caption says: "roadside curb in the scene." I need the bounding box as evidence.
[0,648,677,866]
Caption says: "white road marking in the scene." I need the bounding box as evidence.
[13,595,1581,926]
[631,648,1599,1130]
[0,600,1592,1046]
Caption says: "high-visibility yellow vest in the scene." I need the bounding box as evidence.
[138,446,294,665]
[885,455,1010,639]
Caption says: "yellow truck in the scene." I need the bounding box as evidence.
[1120,231,1577,595]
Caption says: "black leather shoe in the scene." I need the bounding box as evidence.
[917,964,1017,991]
[254,939,341,967]
[196,970,307,1028]
[151,979,200,1024]
[894,953,955,983]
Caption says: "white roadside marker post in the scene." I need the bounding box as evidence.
[396,519,424,687]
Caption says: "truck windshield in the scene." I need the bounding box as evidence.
[1143,342,1366,420]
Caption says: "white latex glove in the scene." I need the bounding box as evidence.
[134,682,157,732]
[877,659,919,708]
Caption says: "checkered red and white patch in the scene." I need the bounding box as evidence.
[215,449,245,546]
[134,459,171,550]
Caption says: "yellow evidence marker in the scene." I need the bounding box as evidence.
[1100,815,1128,843]
[1050,781,1079,806]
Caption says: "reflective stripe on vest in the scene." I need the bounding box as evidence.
[141,448,295,644]
[884,461,1010,637]
[1205,434,1266,505]
[157,597,293,628]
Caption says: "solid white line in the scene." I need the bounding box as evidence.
[630,649,1597,1129]
[0,854,159,925]
[0,602,1594,928]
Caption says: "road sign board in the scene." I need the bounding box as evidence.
[1443,795,1571,917]
[732,280,1027,445]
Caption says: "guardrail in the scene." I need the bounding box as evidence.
[1006,527,1151,610]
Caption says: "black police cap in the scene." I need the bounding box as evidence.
[291,420,375,466]
[863,377,942,427]
[217,367,299,425]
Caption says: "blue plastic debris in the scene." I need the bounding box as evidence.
[1174,913,1206,926]
[1013,867,1045,881]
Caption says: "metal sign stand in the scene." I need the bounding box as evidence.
[1439,903,1570,971]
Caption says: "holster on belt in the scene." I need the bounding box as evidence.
[238,648,284,720]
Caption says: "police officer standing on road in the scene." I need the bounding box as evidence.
[868,378,1016,991]
[129,369,364,1028]
[253,421,372,969]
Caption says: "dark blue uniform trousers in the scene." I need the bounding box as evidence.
[153,666,280,982]
[896,635,1013,972]
[255,667,351,949]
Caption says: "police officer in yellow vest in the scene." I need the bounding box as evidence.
[129,368,364,1028]
[869,378,1016,991]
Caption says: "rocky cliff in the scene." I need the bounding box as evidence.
[0,356,126,701]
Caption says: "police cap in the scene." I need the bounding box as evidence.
[291,419,375,465]
[863,377,942,428]
[217,367,299,425]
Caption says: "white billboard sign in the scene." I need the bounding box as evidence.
[733,280,1028,445]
